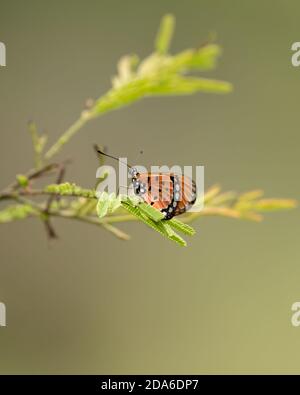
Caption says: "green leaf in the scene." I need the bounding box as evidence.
[171,45,221,72]
[239,190,264,201]
[0,204,36,223]
[169,218,196,236]
[121,199,187,246]
[149,76,232,95]
[45,183,96,198]
[96,192,122,218]
[204,185,221,203]
[74,198,97,216]
[88,15,232,118]
[112,54,140,88]
[44,14,232,159]
[121,194,142,207]
[107,193,122,213]
[121,201,165,233]
[155,14,175,55]
[254,199,297,212]
[138,202,165,222]
[160,222,187,247]
[16,174,29,188]
[96,192,110,218]
[28,121,48,169]
[210,191,237,206]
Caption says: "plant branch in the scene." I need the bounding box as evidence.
[51,209,130,241]
[0,14,297,246]
[45,115,90,160]
[43,15,231,160]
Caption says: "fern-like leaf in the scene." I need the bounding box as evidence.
[121,200,187,246]
[169,218,196,236]
[138,202,165,222]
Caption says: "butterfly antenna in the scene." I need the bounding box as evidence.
[96,148,131,168]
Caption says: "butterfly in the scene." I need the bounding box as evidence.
[97,149,197,220]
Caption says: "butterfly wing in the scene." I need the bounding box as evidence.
[135,173,196,219]
[137,173,173,213]
[173,174,197,216]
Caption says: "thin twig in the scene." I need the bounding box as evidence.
[43,164,66,239]
[52,211,130,240]
[45,116,90,160]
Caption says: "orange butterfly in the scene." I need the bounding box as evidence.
[98,150,197,220]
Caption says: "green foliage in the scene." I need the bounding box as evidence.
[185,185,297,223]
[138,202,166,222]
[254,199,297,212]
[72,198,97,216]
[161,222,186,247]
[96,192,121,218]
[96,193,110,219]
[44,183,96,198]
[120,196,194,246]
[89,39,231,118]
[168,218,196,236]
[0,14,297,245]
[28,121,47,169]
[16,174,29,188]
[0,204,36,223]
[44,14,232,159]
[155,14,175,54]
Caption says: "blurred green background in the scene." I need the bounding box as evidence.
[0,0,299,374]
